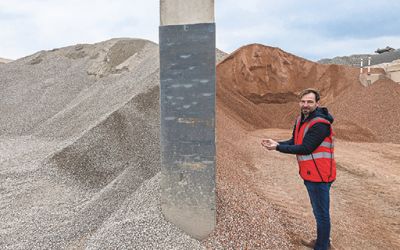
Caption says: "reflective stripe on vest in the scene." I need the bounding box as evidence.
[297,152,334,161]
[320,141,333,148]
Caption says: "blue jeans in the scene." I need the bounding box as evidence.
[304,180,332,250]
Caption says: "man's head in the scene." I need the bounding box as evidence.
[299,88,320,117]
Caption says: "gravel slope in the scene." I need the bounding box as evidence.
[0,38,205,249]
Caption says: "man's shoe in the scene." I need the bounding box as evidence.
[328,241,336,250]
[301,238,316,249]
[301,238,336,250]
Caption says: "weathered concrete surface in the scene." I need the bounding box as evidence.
[388,71,400,83]
[359,73,386,86]
[160,0,216,239]
[160,23,216,240]
[160,0,214,25]
[387,60,400,83]
[370,59,400,83]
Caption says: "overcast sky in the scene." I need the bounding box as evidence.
[1,0,400,60]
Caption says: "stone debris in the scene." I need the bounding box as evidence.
[0,38,204,249]
[1,39,399,250]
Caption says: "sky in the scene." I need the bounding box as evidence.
[1,0,400,61]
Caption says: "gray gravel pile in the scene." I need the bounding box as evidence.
[85,173,203,250]
[317,49,400,66]
[0,38,206,249]
[216,49,228,63]
[0,57,13,64]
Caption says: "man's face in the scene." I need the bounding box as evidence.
[299,92,319,116]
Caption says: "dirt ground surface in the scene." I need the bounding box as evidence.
[2,39,399,249]
[204,108,400,249]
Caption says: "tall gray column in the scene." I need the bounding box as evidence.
[159,0,216,240]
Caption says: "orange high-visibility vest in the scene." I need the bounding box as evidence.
[294,116,336,183]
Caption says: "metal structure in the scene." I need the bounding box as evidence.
[159,0,216,240]
[375,46,395,54]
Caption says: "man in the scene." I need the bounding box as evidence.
[261,88,336,250]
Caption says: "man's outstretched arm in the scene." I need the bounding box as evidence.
[276,123,330,155]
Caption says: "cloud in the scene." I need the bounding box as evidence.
[215,0,400,60]
[0,0,159,59]
[1,0,400,60]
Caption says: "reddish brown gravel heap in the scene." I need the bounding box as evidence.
[330,77,400,143]
[203,43,400,249]
[215,43,400,143]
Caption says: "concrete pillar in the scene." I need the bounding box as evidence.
[160,0,214,25]
[159,0,216,240]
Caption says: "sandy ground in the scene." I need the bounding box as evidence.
[2,39,399,249]
[205,116,400,249]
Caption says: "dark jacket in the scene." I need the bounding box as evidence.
[276,107,334,155]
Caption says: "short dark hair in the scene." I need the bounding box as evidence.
[299,88,320,102]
